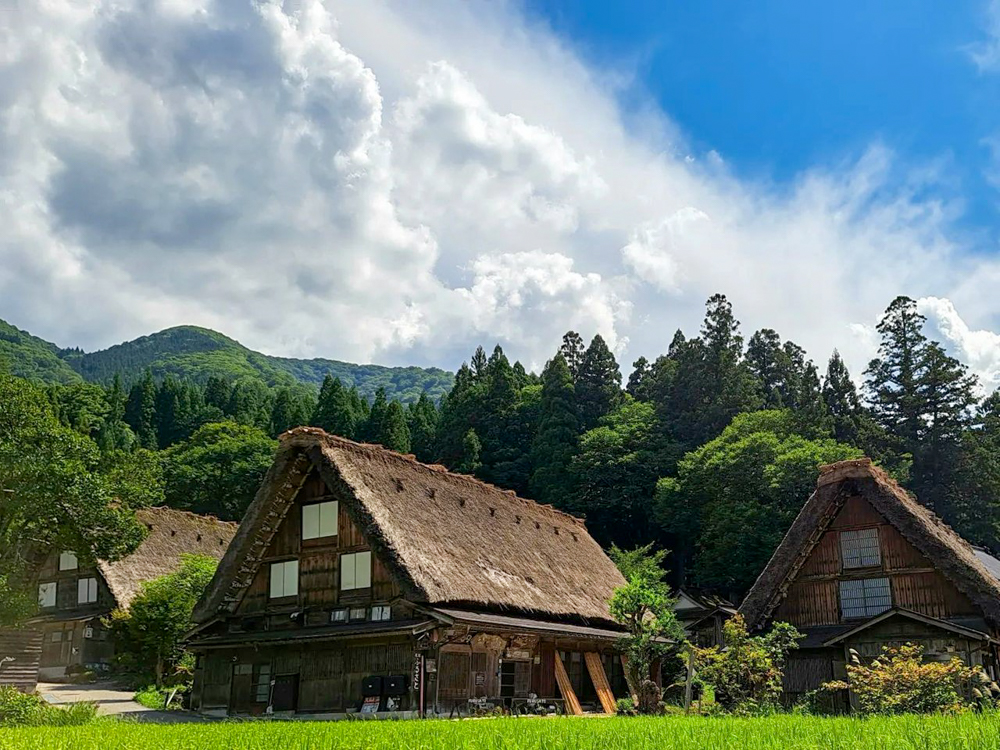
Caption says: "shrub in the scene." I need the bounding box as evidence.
[822,643,997,715]
[134,684,188,711]
[695,614,801,715]
[615,697,638,716]
[0,686,96,727]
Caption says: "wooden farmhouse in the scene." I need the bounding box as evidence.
[740,458,1000,707]
[28,507,236,681]
[187,427,630,718]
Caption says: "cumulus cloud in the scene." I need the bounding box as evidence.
[1,0,999,382]
[967,0,1000,71]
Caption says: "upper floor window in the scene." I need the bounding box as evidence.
[269,560,299,599]
[77,577,98,605]
[302,501,338,541]
[840,528,881,569]
[371,605,391,622]
[59,551,78,571]
[38,582,56,608]
[341,551,371,591]
[839,577,891,620]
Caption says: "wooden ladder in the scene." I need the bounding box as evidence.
[553,654,583,715]
[584,652,616,714]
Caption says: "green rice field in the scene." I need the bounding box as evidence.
[4,713,1000,750]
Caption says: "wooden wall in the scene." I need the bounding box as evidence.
[197,638,415,714]
[774,495,978,628]
[236,469,401,618]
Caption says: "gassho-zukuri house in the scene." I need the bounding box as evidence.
[30,507,237,682]
[187,427,631,717]
[740,458,1000,707]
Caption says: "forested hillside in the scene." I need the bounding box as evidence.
[1,320,453,403]
[3,293,998,605]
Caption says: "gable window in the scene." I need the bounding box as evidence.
[341,551,372,591]
[77,578,98,604]
[840,528,881,569]
[38,582,56,608]
[59,551,78,571]
[269,560,299,599]
[302,501,338,541]
[839,577,892,619]
[371,605,391,622]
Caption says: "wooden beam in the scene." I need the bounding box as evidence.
[584,652,615,714]
[553,654,582,715]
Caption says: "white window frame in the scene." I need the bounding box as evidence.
[330,608,349,623]
[839,577,892,620]
[38,582,57,608]
[269,560,299,599]
[340,551,372,591]
[371,605,391,622]
[840,528,881,569]
[349,607,367,621]
[77,577,98,604]
[302,501,338,541]
[58,551,78,571]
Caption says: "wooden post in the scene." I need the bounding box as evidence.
[583,652,616,714]
[683,646,695,714]
[553,654,582,715]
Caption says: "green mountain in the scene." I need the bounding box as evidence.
[0,320,83,384]
[1,321,453,404]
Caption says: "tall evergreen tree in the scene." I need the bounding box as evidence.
[530,355,580,505]
[470,346,489,381]
[364,388,389,443]
[269,386,314,437]
[97,374,134,452]
[204,376,232,414]
[407,393,439,462]
[576,334,622,430]
[378,401,412,453]
[559,331,586,380]
[626,357,651,401]
[124,370,158,449]
[312,375,359,438]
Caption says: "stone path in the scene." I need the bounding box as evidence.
[37,681,210,723]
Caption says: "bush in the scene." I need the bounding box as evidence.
[822,643,997,715]
[615,697,638,716]
[0,686,97,727]
[134,684,188,711]
[695,614,801,715]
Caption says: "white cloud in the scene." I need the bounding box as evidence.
[1,0,998,383]
[967,0,1000,71]
[919,296,1000,389]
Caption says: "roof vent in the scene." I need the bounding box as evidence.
[146,523,153,531]
[534,521,540,530]
[571,533,578,542]
[425,488,436,499]
[554,527,559,535]
[197,534,202,542]
[395,479,404,492]
[515,515,521,524]
[459,498,466,508]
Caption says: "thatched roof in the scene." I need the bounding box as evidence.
[101,507,237,610]
[740,458,1000,630]
[194,428,626,627]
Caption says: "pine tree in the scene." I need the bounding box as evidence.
[864,296,928,448]
[407,393,439,461]
[530,354,580,505]
[559,331,586,380]
[97,374,135,451]
[312,375,354,436]
[378,401,412,453]
[746,329,784,407]
[269,386,314,437]
[470,346,489,381]
[457,429,482,474]
[626,357,651,401]
[576,334,622,430]
[823,350,863,444]
[204,376,232,414]
[124,370,158,449]
[364,388,389,442]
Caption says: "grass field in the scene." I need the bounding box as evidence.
[3,713,1000,750]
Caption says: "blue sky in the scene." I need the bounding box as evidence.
[527,0,1000,228]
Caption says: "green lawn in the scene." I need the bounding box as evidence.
[3,713,1000,750]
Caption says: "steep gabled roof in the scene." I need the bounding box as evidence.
[193,428,626,627]
[740,458,1000,630]
[100,507,237,610]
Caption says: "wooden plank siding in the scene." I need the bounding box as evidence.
[236,468,401,618]
[773,495,979,628]
[0,629,41,692]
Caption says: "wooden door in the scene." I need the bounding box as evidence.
[437,651,471,702]
[230,664,254,714]
[272,674,298,712]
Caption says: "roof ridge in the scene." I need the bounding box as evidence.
[280,427,586,527]
[137,506,238,528]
